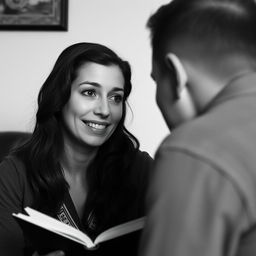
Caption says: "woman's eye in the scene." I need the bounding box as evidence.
[110,94,123,104]
[82,89,96,97]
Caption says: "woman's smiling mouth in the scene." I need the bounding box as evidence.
[83,121,110,131]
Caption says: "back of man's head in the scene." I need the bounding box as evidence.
[147,0,256,61]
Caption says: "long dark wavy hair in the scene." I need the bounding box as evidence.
[14,42,140,229]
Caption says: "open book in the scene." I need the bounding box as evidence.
[13,207,145,252]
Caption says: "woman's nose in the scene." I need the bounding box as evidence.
[94,98,110,118]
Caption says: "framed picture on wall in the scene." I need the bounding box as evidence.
[0,0,68,31]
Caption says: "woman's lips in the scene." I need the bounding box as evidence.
[86,121,107,130]
[82,120,110,134]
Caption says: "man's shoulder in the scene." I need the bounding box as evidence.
[160,115,218,152]
[157,111,240,170]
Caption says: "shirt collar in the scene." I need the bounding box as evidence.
[206,72,256,111]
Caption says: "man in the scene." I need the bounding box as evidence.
[140,0,256,255]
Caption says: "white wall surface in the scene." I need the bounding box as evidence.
[0,0,170,157]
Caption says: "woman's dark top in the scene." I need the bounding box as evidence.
[0,150,153,256]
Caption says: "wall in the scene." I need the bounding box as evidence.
[0,0,170,157]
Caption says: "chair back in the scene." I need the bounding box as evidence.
[0,131,31,162]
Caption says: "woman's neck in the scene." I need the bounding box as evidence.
[60,136,98,177]
[60,142,96,219]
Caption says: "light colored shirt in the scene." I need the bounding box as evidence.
[140,73,256,256]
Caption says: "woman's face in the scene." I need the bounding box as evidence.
[62,62,125,148]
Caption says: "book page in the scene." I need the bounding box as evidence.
[94,216,145,245]
[13,207,95,248]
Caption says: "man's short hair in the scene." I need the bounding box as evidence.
[147,0,256,60]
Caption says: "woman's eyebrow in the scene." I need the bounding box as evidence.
[78,81,124,92]
[112,87,124,92]
[78,81,100,87]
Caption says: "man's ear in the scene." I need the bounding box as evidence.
[165,53,197,120]
[165,53,188,97]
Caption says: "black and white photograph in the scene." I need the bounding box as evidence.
[1,1,256,256]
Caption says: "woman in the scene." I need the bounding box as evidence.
[0,42,153,256]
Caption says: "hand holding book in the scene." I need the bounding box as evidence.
[32,250,65,256]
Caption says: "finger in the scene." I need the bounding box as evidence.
[32,251,65,256]
[45,251,65,256]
